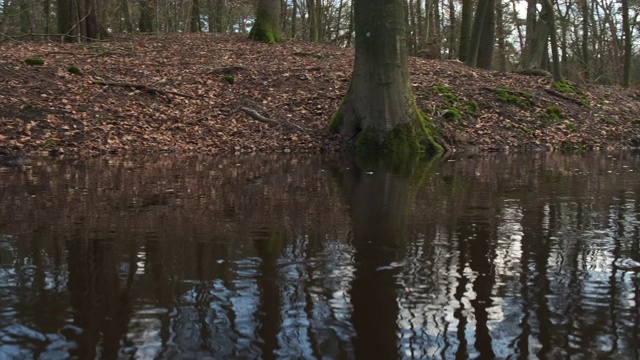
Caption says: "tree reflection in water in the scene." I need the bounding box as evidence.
[0,153,640,359]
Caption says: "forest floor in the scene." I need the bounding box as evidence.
[1,33,640,157]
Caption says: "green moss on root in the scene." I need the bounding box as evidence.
[354,110,443,157]
[329,108,343,134]
[553,80,576,94]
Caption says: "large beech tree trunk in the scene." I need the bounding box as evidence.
[330,0,441,156]
[249,0,280,43]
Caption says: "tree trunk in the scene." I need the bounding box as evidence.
[330,0,442,156]
[121,0,132,32]
[466,0,489,67]
[216,0,225,32]
[57,0,76,41]
[19,0,31,34]
[139,0,155,33]
[43,0,51,34]
[249,0,280,43]
[520,0,537,66]
[407,0,416,54]
[291,0,297,38]
[476,0,495,69]
[431,0,441,58]
[522,3,551,70]
[580,0,589,80]
[496,0,506,71]
[458,0,473,62]
[621,0,631,87]
[542,0,562,81]
[447,0,456,59]
[307,0,317,41]
[190,0,201,32]
[83,0,102,39]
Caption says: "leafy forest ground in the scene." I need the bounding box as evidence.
[1,33,640,157]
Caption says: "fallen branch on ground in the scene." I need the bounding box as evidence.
[92,80,195,98]
[544,89,587,106]
[209,66,247,75]
[239,107,305,132]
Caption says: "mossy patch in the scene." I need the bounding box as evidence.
[631,118,640,125]
[355,124,424,157]
[565,122,578,132]
[496,87,535,109]
[353,111,443,157]
[432,84,459,103]
[553,80,576,94]
[443,107,462,122]
[431,84,478,123]
[21,104,35,113]
[67,66,82,75]
[42,138,58,148]
[24,58,45,66]
[222,75,235,84]
[540,105,564,124]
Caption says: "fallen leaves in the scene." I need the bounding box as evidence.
[1,33,639,156]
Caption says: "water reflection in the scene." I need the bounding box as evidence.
[1,153,640,359]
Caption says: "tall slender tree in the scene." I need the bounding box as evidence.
[330,0,442,156]
[542,0,562,81]
[458,0,473,62]
[621,0,632,87]
[190,0,202,32]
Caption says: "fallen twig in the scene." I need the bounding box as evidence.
[239,106,305,132]
[92,80,195,98]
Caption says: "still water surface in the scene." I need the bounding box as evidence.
[1,153,639,359]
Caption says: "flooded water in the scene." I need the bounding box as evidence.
[1,153,639,359]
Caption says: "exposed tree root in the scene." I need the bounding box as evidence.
[239,106,304,132]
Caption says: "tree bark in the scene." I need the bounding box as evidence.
[522,3,551,70]
[520,0,537,66]
[466,0,489,67]
[447,0,456,59]
[542,0,562,81]
[330,0,442,155]
[496,0,506,71]
[249,0,280,43]
[19,0,31,34]
[621,0,631,87]
[306,0,318,41]
[57,0,76,41]
[190,0,201,32]
[291,0,297,37]
[138,0,155,33]
[580,0,589,80]
[458,0,473,62]
[476,0,495,69]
